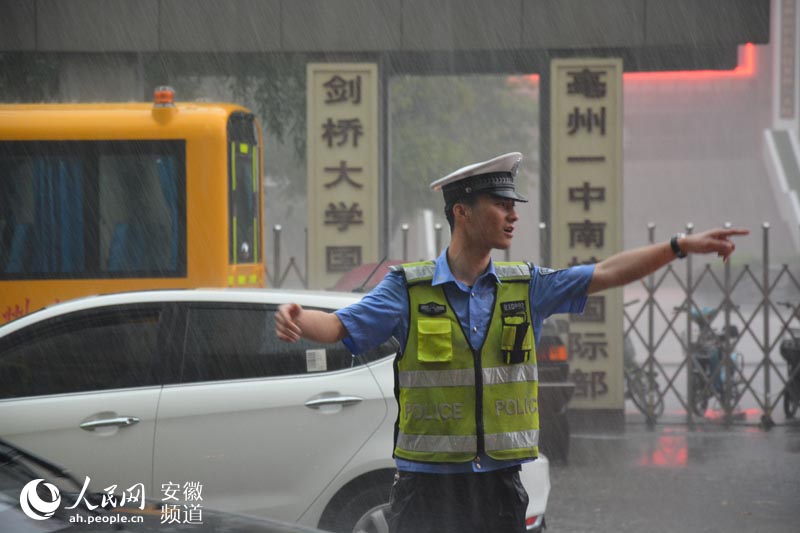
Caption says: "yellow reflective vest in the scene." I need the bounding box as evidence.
[393,260,539,463]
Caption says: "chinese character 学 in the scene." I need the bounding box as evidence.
[324,202,364,231]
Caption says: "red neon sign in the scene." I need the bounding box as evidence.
[626,43,756,81]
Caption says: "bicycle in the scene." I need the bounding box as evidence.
[623,300,664,419]
[777,302,800,418]
[675,304,745,417]
[623,334,665,418]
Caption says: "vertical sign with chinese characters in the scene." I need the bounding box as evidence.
[550,58,623,411]
[307,63,379,289]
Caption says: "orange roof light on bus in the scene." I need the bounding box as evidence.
[154,86,176,107]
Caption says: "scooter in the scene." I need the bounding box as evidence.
[675,304,745,417]
[778,302,800,418]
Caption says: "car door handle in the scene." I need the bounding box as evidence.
[79,416,141,431]
[304,396,363,409]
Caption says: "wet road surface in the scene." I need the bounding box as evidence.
[545,419,800,532]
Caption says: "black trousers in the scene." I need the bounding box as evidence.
[385,467,529,533]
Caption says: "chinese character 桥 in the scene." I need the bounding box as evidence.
[321,118,363,148]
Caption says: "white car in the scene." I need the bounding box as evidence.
[0,289,550,532]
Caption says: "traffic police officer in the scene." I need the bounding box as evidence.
[275,152,748,533]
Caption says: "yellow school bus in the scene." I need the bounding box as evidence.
[0,88,265,323]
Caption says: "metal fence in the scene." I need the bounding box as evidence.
[265,225,307,288]
[624,223,800,429]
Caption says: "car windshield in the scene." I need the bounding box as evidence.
[0,438,107,525]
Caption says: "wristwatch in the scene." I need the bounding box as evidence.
[670,233,687,259]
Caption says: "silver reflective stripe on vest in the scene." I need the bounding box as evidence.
[399,368,475,388]
[403,263,436,282]
[482,363,538,385]
[484,429,539,451]
[495,264,531,280]
[396,431,477,453]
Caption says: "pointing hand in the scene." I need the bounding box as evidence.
[680,228,750,262]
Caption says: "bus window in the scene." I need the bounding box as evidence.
[228,113,260,265]
[0,100,264,322]
[0,141,186,279]
[99,144,185,275]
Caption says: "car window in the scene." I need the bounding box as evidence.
[178,304,397,383]
[0,305,163,399]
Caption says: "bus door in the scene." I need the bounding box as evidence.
[227,113,263,287]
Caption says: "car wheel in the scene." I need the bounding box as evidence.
[318,471,394,533]
[352,503,391,533]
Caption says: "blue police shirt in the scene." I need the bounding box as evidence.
[335,249,595,473]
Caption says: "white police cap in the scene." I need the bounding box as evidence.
[429,152,528,204]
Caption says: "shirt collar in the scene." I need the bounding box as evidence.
[432,248,501,287]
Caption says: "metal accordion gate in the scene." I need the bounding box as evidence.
[622,223,799,429]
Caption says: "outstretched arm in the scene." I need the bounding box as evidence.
[275,303,347,343]
[587,228,749,294]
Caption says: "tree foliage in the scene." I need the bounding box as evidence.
[0,53,61,102]
[144,53,308,202]
[389,75,539,229]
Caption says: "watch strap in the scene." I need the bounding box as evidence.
[670,234,687,259]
